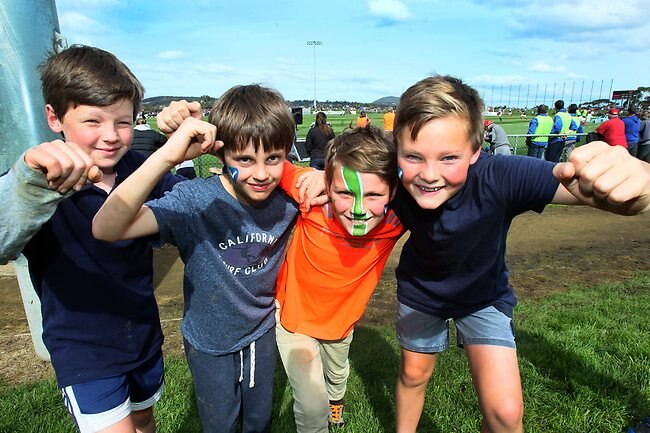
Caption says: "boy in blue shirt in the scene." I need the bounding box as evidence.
[390,75,650,433]
[0,45,182,432]
[93,85,322,433]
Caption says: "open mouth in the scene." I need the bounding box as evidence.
[417,185,444,193]
[346,215,372,223]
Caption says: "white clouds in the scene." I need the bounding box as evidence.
[156,51,184,60]
[58,11,105,33]
[528,63,566,74]
[367,0,413,22]
[508,0,650,43]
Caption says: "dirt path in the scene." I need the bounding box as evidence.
[0,206,648,384]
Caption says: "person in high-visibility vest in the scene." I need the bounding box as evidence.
[526,104,553,159]
[546,100,578,162]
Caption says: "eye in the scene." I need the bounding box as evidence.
[403,153,422,162]
[441,154,459,161]
[235,157,253,165]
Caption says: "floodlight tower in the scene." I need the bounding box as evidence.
[306,40,322,111]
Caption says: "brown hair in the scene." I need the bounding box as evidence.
[208,84,294,160]
[40,45,144,121]
[316,111,333,136]
[394,75,484,152]
[325,125,397,194]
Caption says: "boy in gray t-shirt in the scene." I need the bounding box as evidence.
[93,85,322,433]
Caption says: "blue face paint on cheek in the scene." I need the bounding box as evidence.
[398,167,403,180]
[227,166,239,182]
[384,204,389,216]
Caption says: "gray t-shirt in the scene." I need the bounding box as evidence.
[147,175,299,354]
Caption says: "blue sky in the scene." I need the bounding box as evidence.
[55,0,649,106]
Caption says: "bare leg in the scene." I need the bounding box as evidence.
[395,348,437,433]
[465,345,523,433]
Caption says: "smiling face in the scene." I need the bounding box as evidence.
[397,116,481,210]
[46,98,134,175]
[328,165,391,236]
[221,140,286,206]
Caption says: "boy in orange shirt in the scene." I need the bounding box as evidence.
[275,125,406,432]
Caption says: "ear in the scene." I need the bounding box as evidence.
[45,104,63,133]
[469,146,481,164]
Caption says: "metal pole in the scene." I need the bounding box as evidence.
[0,0,63,172]
[0,0,63,360]
[579,81,584,105]
[306,40,322,111]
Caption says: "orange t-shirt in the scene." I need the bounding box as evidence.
[383,112,395,132]
[356,116,369,128]
[275,201,405,340]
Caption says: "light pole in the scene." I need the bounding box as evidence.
[306,40,322,111]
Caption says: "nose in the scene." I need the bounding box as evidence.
[252,162,269,182]
[101,123,120,143]
[419,162,439,184]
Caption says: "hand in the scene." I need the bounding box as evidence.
[158,117,221,166]
[24,140,102,193]
[295,168,328,211]
[156,100,203,135]
[553,141,650,214]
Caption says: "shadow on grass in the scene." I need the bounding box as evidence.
[349,325,441,433]
[517,329,650,425]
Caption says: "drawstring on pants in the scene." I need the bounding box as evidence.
[237,340,256,388]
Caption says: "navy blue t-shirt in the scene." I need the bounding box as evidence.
[391,153,559,319]
[23,151,181,387]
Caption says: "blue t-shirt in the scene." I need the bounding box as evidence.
[22,150,181,387]
[147,175,299,355]
[391,153,559,319]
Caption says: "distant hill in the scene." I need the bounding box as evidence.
[372,96,399,106]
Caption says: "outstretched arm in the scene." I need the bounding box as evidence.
[0,141,102,263]
[551,141,650,215]
[93,117,219,241]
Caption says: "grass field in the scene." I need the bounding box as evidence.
[1,273,649,432]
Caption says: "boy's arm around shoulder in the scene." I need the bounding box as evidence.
[0,141,102,263]
[278,161,329,211]
[551,141,650,215]
[93,117,218,241]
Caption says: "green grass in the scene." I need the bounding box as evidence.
[1,273,649,432]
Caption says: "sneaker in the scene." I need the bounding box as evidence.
[329,401,345,428]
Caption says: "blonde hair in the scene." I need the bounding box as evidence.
[394,75,484,152]
[325,125,397,194]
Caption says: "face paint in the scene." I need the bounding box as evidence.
[397,166,403,180]
[341,166,371,236]
[226,165,239,182]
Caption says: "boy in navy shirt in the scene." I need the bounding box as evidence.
[390,75,650,433]
[0,45,181,433]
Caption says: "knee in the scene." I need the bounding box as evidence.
[398,360,433,388]
[132,407,155,432]
[483,398,523,432]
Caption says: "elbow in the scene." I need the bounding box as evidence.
[91,217,120,242]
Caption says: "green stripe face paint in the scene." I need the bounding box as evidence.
[341,166,371,236]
